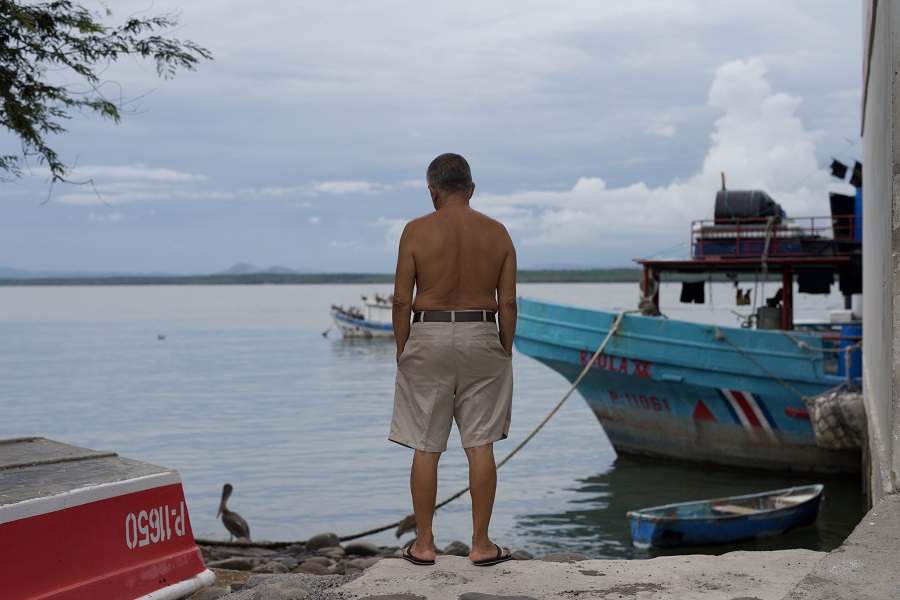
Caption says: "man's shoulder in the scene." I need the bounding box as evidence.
[403,212,437,233]
[473,211,512,240]
[470,208,507,228]
[405,207,509,236]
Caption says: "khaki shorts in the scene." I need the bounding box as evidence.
[389,321,513,452]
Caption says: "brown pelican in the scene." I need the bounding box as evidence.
[217,483,251,542]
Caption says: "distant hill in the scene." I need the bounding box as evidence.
[0,263,641,285]
[0,263,311,280]
[216,263,312,276]
[216,263,259,275]
[0,265,642,285]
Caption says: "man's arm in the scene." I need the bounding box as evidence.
[497,234,517,357]
[393,223,416,362]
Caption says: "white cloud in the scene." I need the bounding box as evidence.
[250,186,311,198]
[476,58,838,259]
[309,216,321,225]
[42,164,222,206]
[240,182,384,199]
[54,188,233,206]
[71,164,207,182]
[641,116,679,138]
[313,181,382,195]
[1,1,860,274]
[371,217,407,251]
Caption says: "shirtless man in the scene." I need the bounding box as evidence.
[389,153,517,567]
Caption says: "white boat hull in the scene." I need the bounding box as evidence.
[331,309,393,338]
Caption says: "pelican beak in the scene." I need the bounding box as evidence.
[216,508,221,518]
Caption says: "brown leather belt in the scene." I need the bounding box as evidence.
[413,310,496,323]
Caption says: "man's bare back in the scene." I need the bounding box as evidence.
[406,204,512,312]
[392,159,517,358]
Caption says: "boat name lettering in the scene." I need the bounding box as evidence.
[579,351,652,378]
[608,390,671,412]
[125,501,187,549]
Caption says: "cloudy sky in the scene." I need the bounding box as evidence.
[0,0,862,275]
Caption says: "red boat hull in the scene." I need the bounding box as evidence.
[0,438,214,600]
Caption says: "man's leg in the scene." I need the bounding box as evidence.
[464,443,507,562]
[409,449,441,560]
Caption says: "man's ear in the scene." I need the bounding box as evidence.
[469,182,475,199]
[428,185,440,208]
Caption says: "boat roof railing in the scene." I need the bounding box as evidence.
[637,214,861,274]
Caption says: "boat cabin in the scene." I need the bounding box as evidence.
[637,189,862,332]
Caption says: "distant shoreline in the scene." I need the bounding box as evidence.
[0,268,642,286]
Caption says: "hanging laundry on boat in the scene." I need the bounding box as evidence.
[680,281,705,304]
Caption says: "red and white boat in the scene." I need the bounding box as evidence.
[0,437,215,600]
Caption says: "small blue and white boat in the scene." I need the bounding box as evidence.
[515,188,863,475]
[626,483,824,548]
[330,294,393,338]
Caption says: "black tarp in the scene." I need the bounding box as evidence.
[798,270,834,294]
[714,190,784,221]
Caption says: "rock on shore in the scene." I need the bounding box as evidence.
[191,535,536,600]
[191,535,825,600]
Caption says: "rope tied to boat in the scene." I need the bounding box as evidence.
[337,310,632,542]
[781,331,857,355]
[759,215,777,281]
[712,325,806,401]
[780,332,863,390]
[802,344,865,452]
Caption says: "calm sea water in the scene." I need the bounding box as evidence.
[0,282,865,559]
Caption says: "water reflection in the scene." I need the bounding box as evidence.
[329,336,395,355]
[515,456,866,560]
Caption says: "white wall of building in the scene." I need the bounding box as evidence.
[861,0,899,501]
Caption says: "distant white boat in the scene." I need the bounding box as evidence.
[330,294,394,338]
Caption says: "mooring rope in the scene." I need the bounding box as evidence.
[714,323,865,402]
[336,310,631,542]
[779,332,863,390]
[713,325,807,401]
[196,311,629,548]
[759,215,777,281]
[780,330,857,354]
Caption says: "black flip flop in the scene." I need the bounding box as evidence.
[472,544,512,567]
[401,538,435,566]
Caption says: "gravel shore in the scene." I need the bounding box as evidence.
[191,533,535,600]
[190,495,900,600]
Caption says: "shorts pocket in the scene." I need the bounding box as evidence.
[476,336,510,360]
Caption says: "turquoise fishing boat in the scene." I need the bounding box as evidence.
[627,483,825,548]
[515,188,863,475]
